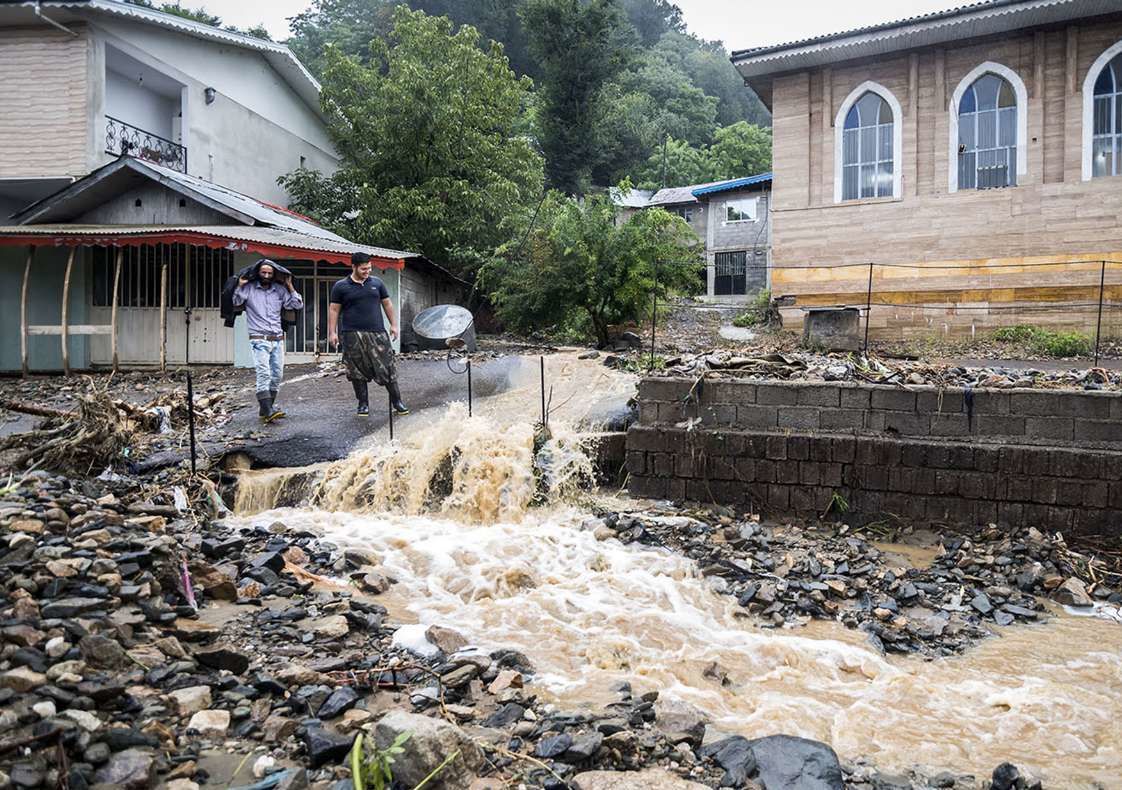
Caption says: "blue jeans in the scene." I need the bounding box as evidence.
[250,339,284,395]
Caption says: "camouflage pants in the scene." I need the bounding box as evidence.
[341,330,397,386]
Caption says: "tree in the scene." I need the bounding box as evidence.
[654,31,769,127]
[278,7,544,278]
[620,0,683,46]
[521,0,634,194]
[634,136,711,188]
[124,0,271,39]
[483,190,702,347]
[286,0,393,77]
[708,122,772,178]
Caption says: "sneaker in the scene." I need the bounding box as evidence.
[357,403,369,416]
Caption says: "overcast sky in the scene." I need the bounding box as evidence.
[196,0,959,50]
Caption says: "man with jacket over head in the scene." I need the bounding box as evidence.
[232,259,303,423]
[328,252,409,417]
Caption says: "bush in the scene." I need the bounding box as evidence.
[992,325,1093,357]
[731,289,774,328]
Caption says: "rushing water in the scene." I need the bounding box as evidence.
[231,399,1122,788]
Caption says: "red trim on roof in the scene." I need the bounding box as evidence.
[0,230,405,269]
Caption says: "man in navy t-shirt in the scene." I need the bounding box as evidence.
[327,252,409,416]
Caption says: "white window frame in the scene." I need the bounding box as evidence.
[948,62,1028,193]
[833,81,903,203]
[724,197,758,223]
[1082,39,1122,181]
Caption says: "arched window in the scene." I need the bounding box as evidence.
[841,92,894,200]
[1091,52,1122,177]
[957,73,1017,189]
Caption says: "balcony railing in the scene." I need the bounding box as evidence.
[105,115,187,173]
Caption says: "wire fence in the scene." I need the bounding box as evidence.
[681,258,1122,365]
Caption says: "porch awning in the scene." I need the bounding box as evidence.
[0,224,410,269]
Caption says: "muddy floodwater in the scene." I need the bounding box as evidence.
[231,388,1122,788]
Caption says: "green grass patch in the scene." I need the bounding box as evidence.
[732,290,774,328]
[992,325,1093,357]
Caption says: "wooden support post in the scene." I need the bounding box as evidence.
[110,248,123,373]
[60,247,75,377]
[159,261,168,372]
[19,246,33,378]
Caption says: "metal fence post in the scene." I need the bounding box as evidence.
[1095,259,1106,367]
[467,359,473,417]
[540,356,547,426]
[649,289,657,371]
[863,262,874,353]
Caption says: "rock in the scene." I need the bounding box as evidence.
[990,762,1021,790]
[10,519,44,533]
[191,565,237,601]
[487,669,523,695]
[62,710,102,732]
[263,714,298,743]
[40,597,106,619]
[274,768,311,790]
[360,570,391,594]
[439,664,479,688]
[302,726,353,768]
[311,615,349,639]
[1,625,44,647]
[535,733,572,759]
[425,625,469,654]
[970,593,993,615]
[79,635,128,669]
[187,709,230,738]
[84,742,111,765]
[46,660,86,682]
[45,637,69,659]
[194,646,250,675]
[154,637,190,659]
[277,665,328,686]
[373,710,485,789]
[317,686,359,720]
[572,769,709,789]
[654,698,708,747]
[1,667,46,693]
[565,732,604,762]
[253,755,277,779]
[101,728,158,751]
[32,700,57,718]
[164,781,200,790]
[578,350,600,360]
[168,685,213,716]
[1055,578,1093,607]
[700,737,757,786]
[338,709,374,733]
[482,703,524,728]
[170,618,221,642]
[94,748,155,789]
[8,764,42,788]
[747,734,843,790]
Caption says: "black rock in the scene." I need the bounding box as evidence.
[990,762,1021,790]
[747,734,843,790]
[535,733,572,759]
[253,673,287,696]
[249,551,286,573]
[971,593,993,615]
[302,727,354,768]
[79,635,127,669]
[76,681,126,704]
[563,732,603,762]
[317,687,359,720]
[100,728,159,752]
[700,736,757,787]
[196,647,250,675]
[40,598,106,619]
[10,647,48,673]
[898,582,918,600]
[483,703,525,728]
[9,762,44,788]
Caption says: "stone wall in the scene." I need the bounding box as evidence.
[627,377,1122,537]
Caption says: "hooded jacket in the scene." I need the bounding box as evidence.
[220,259,299,329]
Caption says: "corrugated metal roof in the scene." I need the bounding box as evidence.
[4,0,323,117]
[0,224,415,266]
[691,173,772,197]
[730,0,1114,77]
[649,175,772,206]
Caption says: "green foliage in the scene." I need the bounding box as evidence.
[124,0,271,38]
[520,0,634,193]
[349,731,409,790]
[636,123,772,188]
[278,7,543,278]
[992,325,1093,357]
[652,31,769,127]
[731,289,773,328]
[482,191,703,347]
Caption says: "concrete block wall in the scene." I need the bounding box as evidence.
[637,378,1122,446]
[628,377,1122,536]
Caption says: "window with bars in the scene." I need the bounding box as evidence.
[842,92,894,200]
[957,73,1017,190]
[1092,53,1122,178]
[90,245,235,309]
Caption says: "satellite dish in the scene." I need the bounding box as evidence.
[412,304,476,352]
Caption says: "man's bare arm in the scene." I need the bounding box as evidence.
[327,303,341,348]
[381,297,399,341]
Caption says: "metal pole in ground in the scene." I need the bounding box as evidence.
[540,355,546,426]
[863,262,874,354]
[1095,259,1107,367]
[184,307,196,474]
[467,359,473,417]
[649,289,657,371]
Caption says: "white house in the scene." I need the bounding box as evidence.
[0,0,462,372]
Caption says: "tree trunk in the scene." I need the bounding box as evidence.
[589,310,610,349]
